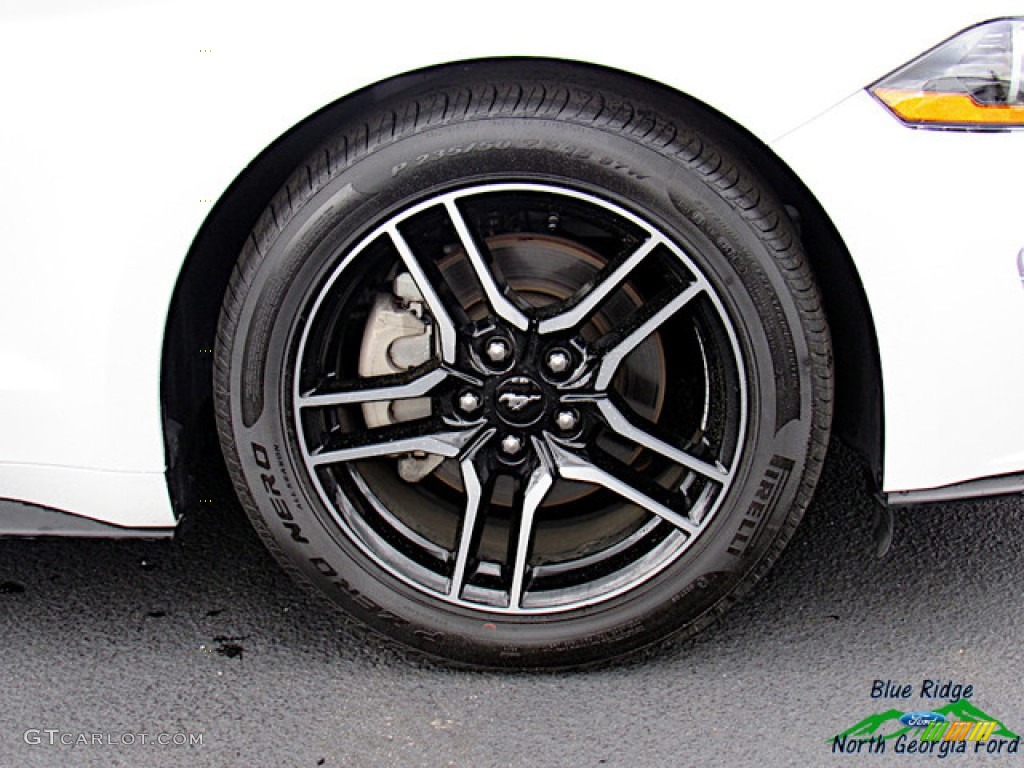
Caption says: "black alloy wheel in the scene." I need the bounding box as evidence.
[214,65,832,668]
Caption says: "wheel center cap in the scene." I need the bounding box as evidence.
[494,376,546,426]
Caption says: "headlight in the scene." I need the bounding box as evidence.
[871,17,1024,130]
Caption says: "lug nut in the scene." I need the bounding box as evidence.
[457,391,482,415]
[555,409,580,433]
[500,434,525,456]
[484,337,512,364]
[545,349,571,375]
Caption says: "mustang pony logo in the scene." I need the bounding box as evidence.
[498,392,543,412]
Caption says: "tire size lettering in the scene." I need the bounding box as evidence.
[390,138,598,178]
[518,139,592,159]
[391,140,513,176]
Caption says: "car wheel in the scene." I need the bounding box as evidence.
[214,66,832,668]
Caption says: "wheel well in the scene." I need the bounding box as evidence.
[160,58,883,517]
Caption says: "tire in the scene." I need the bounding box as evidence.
[213,64,832,669]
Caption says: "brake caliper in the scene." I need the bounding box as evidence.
[357,273,442,482]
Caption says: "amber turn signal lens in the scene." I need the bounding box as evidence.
[873,87,1024,127]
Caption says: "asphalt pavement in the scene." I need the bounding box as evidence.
[2,442,1023,767]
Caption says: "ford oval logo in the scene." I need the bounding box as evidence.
[899,711,947,728]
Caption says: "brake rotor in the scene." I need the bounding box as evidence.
[356,231,671,564]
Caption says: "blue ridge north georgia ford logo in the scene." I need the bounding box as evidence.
[832,680,1020,758]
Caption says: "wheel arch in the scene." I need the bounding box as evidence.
[160,57,883,517]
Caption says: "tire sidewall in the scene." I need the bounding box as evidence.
[222,113,820,666]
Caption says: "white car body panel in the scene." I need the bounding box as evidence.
[776,91,1024,492]
[0,0,1019,526]
[0,464,169,530]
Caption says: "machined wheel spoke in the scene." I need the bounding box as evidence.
[594,280,704,390]
[546,439,699,536]
[309,420,481,466]
[298,366,448,409]
[538,235,662,335]
[443,198,530,331]
[508,441,555,609]
[387,225,460,364]
[449,432,497,599]
[596,398,730,484]
[294,183,750,618]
